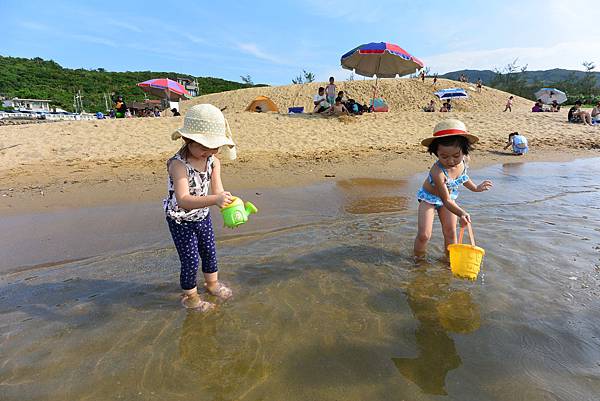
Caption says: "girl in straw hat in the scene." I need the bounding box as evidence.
[164,104,237,310]
[414,119,493,258]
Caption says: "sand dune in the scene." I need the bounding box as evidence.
[184,78,532,114]
[1,78,599,213]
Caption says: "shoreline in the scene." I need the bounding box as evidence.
[1,147,598,216]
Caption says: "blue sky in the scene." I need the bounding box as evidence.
[3,0,599,85]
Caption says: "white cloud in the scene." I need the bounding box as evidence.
[424,41,600,74]
[237,42,286,64]
[107,19,143,33]
[18,21,48,31]
[72,34,117,48]
[183,33,206,45]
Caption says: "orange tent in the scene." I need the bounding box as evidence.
[245,96,279,112]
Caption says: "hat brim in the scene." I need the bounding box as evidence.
[421,133,479,147]
[172,129,235,148]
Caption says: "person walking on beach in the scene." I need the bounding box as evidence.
[476,78,483,93]
[325,77,337,106]
[164,104,237,310]
[414,119,493,258]
[504,96,513,112]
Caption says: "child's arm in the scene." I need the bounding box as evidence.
[431,168,471,226]
[463,179,493,192]
[169,159,231,209]
[503,138,512,150]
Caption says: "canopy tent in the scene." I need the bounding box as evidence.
[245,96,279,112]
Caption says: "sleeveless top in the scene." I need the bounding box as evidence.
[427,160,469,197]
[163,153,213,223]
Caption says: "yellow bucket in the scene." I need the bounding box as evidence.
[447,224,485,280]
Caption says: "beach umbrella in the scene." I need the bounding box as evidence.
[534,88,567,104]
[434,88,468,100]
[137,78,190,101]
[341,42,424,102]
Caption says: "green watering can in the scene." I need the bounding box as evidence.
[220,196,258,228]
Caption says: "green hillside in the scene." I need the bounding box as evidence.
[441,68,600,103]
[0,55,258,113]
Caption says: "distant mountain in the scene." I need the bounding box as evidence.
[440,68,600,87]
[0,55,260,112]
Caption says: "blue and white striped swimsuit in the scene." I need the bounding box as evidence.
[416,161,469,208]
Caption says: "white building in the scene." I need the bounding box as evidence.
[2,98,52,112]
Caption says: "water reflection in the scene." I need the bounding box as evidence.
[336,178,409,214]
[392,266,480,395]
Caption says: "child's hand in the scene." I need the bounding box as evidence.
[477,180,493,192]
[459,213,471,227]
[216,191,232,208]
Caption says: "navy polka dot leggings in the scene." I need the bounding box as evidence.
[167,214,218,290]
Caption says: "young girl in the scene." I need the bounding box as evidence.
[325,77,337,106]
[164,104,237,310]
[414,119,493,257]
[504,132,528,155]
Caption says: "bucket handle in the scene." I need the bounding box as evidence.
[458,223,476,247]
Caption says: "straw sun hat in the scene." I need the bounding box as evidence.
[421,119,479,147]
[172,104,237,160]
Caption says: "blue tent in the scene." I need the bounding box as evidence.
[434,88,468,100]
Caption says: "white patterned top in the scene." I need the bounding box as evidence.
[163,153,213,223]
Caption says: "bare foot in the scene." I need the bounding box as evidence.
[205,281,233,300]
[181,292,215,311]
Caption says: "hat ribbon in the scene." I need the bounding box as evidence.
[434,128,467,137]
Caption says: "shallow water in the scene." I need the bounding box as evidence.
[1,159,600,401]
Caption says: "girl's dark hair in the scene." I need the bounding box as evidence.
[427,135,472,156]
[177,138,191,160]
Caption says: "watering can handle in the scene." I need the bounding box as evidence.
[458,224,476,247]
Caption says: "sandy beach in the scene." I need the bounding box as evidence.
[1,78,599,215]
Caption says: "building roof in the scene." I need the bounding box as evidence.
[10,98,52,102]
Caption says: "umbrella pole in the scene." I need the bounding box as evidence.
[371,77,379,110]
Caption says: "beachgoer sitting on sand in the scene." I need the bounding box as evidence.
[591,102,600,123]
[313,87,331,113]
[532,100,543,112]
[504,132,528,155]
[328,96,350,116]
[171,108,181,117]
[439,100,452,112]
[504,96,513,112]
[423,100,436,112]
[414,119,493,258]
[551,100,561,112]
[568,101,592,125]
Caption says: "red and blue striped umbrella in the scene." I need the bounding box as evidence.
[341,42,424,78]
[137,78,189,101]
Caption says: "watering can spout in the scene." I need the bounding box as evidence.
[244,201,258,215]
